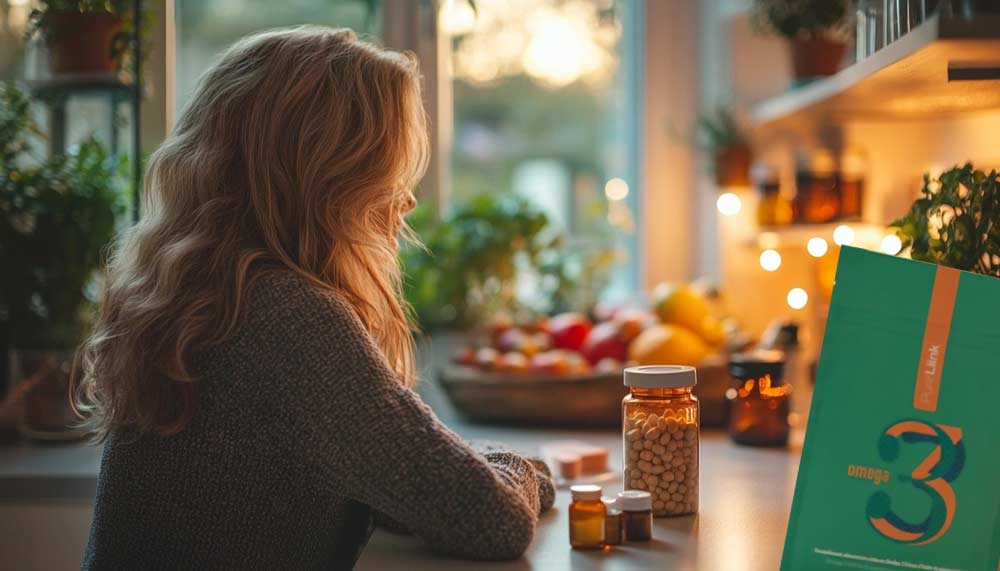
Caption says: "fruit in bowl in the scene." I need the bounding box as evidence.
[547,313,592,352]
[580,321,629,365]
[628,323,710,366]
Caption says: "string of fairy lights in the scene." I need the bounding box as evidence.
[715,191,906,311]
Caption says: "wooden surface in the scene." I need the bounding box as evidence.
[358,354,804,571]
[752,14,1000,128]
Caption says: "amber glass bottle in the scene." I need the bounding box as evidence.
[569,485,606,549]
[622,366,699,517]
[726,351,791,447]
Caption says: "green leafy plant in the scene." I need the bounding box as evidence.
[402,193,613,330]
[696,107,748,154]
[27,0,154,76]
[0,82,125,348]
[751,0,851,38]
[892,163,1000,277]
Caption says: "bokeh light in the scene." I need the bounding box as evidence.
[787,288,809,310]
[716,192,742,216]
[833,225,855,246]
[759,249,782,272]
[806,237,828,258]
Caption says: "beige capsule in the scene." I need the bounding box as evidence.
[650,465,665,475]
[626,428,641,441]
[639,450,653,461]
[644,426,661,441]
[637,460,653,473]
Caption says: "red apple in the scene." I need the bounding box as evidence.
[548,313,592,351]
[581,321,629,365]
[453,347,477,367]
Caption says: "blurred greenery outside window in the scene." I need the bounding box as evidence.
[176,0,642,329]
[442,0,641,316]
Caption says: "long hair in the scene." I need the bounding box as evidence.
[74,26,428,440]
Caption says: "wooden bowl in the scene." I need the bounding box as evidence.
[438,356,731,429]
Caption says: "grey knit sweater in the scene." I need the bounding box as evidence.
[83,271,555,570]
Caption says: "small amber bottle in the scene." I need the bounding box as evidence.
[569,485,606,549]
[601,496,623,546]
[726,351,792,447]
[617,490,653,541]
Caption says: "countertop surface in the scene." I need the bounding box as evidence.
[356,366,804,571]
[1,342,805,570]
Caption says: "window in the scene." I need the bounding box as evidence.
[444,0,641,298]
[174,0,377,113]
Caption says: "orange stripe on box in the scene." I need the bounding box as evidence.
[913,267,960,413]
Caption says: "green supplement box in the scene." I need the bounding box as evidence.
[782,247,1000,571]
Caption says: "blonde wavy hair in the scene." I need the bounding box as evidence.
[74,26,428,440]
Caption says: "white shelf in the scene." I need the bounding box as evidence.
[752,14,1000,128]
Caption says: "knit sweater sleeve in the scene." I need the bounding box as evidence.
[246,273,540,561]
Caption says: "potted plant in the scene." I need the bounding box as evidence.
[27,0,149,76]
[0,83,123,439]
[752,0,852,81]
[892,163,1000,276]
[697,107,753,188]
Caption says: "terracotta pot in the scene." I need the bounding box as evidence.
[713,145,753,188]
[47,11,123,75]
[9,349,84,441]
[789,35,847,80]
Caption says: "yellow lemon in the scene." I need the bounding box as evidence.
[628,324,710,366]
[651,283,710,335]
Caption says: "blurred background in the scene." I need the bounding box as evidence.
[2,1,1000,568]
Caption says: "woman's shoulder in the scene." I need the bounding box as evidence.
[243,270,364,336]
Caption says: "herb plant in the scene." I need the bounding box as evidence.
[751,0,852,38]
[892,163,1000,277]
[696,107,748,154]
[402,193,613,330]
[0,83,124,348]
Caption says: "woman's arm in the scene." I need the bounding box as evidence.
[250,274,543,560]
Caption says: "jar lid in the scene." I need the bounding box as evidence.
[729,350,786,383]
[624,365,697,389]
[601,496,621,513]
[616,490,652,511]
[570,484,602,501]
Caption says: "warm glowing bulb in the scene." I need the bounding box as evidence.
[806,237,828,257]
[787,288,808,310]
[438,0,477,35]
[833,225,855,246]
[881,234,902,255]
[716,192,742,216]
[759,249,782,272]
[604,178,629,201]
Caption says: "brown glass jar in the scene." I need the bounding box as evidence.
[568,485,605,549]
[622,366,699,517]
[726,351,791,447]
[616,490,653,541]
[601,496,623,546]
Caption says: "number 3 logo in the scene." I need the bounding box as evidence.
[866,420,965,545]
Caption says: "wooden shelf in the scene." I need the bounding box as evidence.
[752,14,1000,128]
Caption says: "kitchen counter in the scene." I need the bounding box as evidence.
[356,367,803,570]
[1,351,804,571]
